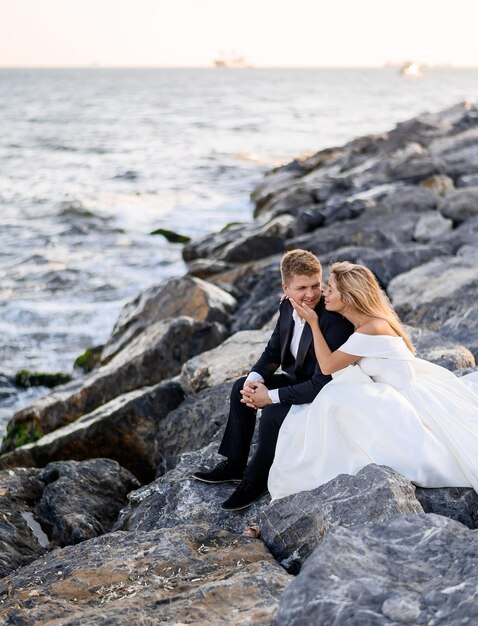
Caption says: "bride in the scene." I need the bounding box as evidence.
[268,261,478,501]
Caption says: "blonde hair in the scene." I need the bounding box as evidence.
[330,261,415,353]
[281,249,322,285]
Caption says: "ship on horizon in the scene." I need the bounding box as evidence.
[213,51,252,68]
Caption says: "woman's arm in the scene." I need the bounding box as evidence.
[290,299,358,374]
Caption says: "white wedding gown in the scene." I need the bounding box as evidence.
[268,333,478,500]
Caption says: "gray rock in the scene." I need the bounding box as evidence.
[260,464,422,574]
[102,275,237,362]
[180,329,270,393]
[0,466,46,578]
[253,184,315,219]
[219,233,285,263]
[408,325,476,369]
[0,380,185,482]
[388,255,478,358]
[440,187,478,223]
[115,442,271,536]
[0,524,291,626]
[35,459,139,547]
[413,212,453,242]
[155,382,231,475]
[430,127,478,177]
[457,173,478,187]
[274,513,478,626]
[1,317,226,452]
[415,486,478,529]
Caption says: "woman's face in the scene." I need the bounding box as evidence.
[323,273,344,312]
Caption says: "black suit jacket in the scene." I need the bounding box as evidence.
[250,298,354,405]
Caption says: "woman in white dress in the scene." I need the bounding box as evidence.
[268,261,478,501]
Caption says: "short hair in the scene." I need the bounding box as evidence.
[280,249,322,285]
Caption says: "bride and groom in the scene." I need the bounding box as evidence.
[193,249,478,510]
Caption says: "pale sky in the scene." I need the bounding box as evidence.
[1,0,477,68]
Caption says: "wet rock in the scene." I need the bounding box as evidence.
[415,486,478,529]
[388,255,478,358]
[0,466,46,578]
[102,275,237,362]
[115,442,271,536]
[260,464,422,574]
[181,329,271,393]
[1,317,225,452]
[0,525,291,626]
[155,382,231,475]
[35,459,139,547]
[0,380,184,482]
[274,514,478,626]
[440,187,478,223]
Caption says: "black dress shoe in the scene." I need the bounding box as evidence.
[221,479,268,511]
[192,459,244,484]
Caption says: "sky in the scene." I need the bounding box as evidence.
[1,0,477,68]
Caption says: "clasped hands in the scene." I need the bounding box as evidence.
[240,381,272,409]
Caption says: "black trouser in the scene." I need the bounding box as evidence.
[218,374,294,488]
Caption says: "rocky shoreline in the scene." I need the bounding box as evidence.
[1,101,478,625]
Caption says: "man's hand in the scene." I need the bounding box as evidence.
[240,381,272,409]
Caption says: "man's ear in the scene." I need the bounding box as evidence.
[281,282,288,293]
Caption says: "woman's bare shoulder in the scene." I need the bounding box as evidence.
[356,318,398,336]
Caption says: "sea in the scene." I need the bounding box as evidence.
[1,67,478,431]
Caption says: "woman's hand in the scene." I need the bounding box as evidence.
[289,298,318,326]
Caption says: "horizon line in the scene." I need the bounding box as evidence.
[1,63,477,70]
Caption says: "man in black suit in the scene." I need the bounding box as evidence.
[193,249,354,510]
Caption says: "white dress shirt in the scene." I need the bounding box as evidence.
[246,308,306,403]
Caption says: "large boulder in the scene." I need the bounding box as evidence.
[181,329,271,393]
[430,127,478,177]
[0,459,139,578]
[260,464,423,574]
[440,187,478,224]
[35,459,139,547]
[0,466,46,578]
[388,254,478,358]
[155,382,231,475]
[1,316,226,453]
[101,275,237,362]
[0,525,291,626]
[413,212,453,242]
[0,380,185,482]
[115,443,271,536]
[274,513,478,626]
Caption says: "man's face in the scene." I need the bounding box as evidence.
[283,273,322,309]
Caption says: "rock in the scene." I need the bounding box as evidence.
[457,173,478,187]
[328,242,451,288]
[289,220,394,257]
[274,513,478,626]
[102,275,237,362]
[0,525,291,625]
[415,486,478,529]
[181,329,271,393]
[0,380,185,482]
[440,187,478,223]
[260,464,422,574]
[183,222,246,263]
[253,185,315,219]
[35,459,139,547]
[430,127,478,177]
[377,184,440,214]
[14,370,72,389]
[115,443,271,536]
[0,466,46,578]
[187,258,235,279]
[413,212,453,242]
[1,317,226,453]
[388,255,478,359]
[419,173,454,195]
[149,227,191,243]
[155,382,231,475]
[219,233,285,263]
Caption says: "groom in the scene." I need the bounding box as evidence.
[193,249,354,510]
